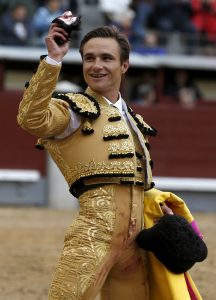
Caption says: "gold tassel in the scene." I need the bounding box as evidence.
[81,120,94,135]
[35,138,45,150]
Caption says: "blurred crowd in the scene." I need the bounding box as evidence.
[0,0,210,108]
[0,0,216,55]
[0,0,78,46]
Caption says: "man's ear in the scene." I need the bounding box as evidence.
[121,59,129,74]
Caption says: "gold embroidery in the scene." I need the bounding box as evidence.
[45,139,135,185]
[103,105,122,119]
[35,138,45,149]
[85,87,106,104]
[71,160,135,182]
[136,159,143,170]
[103,122,129,140]
[126,112,153,188]
[18,61,59,125]
[66,93,98,115]
[108,140,134,158]
[49,186,116,300]
[121,177,134,183]
[44,140,74,184]
[81,120,94,135]
[135,113,152,131]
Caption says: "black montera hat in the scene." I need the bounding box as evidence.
[136,214,208,274]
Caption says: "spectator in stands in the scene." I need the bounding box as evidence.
[0,3,34,46]
[33,0,64,46]
[31,0,78,16]
[60,0,78,13]
[164,69,202,108]
[131,71,157,106]
[76,0,105,43]
[130,0,154,46]
[150,0,198,54]
[99,0,135,38]
[191,0,216,54]
[127,0,167,55]
[99,0,133,25]
[99,0,155,49]
[2,0,37,17]
[109,9,135,41]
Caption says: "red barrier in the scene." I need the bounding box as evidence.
[133,104,216,178]
[0,91,46,175]
[1,91,215,178]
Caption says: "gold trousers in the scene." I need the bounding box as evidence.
[48,184,148,300]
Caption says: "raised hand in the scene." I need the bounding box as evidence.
[45,11,81,62]
[45,23,71,62]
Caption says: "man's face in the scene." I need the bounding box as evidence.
[82,37,129,102]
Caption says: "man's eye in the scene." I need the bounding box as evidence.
[85,56,93,61]
[104,56,112,61]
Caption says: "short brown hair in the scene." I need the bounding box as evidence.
[79,25,130,63]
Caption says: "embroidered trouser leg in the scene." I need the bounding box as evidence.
[48,184,148,300]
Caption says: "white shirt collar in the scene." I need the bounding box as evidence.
[103,93,123,115]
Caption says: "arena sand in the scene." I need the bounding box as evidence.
[0,207,215,300]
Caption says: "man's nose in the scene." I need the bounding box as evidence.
[92,58,103,69]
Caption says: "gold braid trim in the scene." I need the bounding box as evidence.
[127,105,157,137]
[17,60,71,138]
[126,111,153,189]
[108,140,135,158]
[49,185,116,300]
[56,92,100,119]
[135,113,153,131]
[103,122,130,140]
[103,105,122,121]
[45,140,135,186]
[18,60,61,126]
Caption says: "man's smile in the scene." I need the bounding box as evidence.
[90,74,107,78]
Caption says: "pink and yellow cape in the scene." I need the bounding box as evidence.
[144,188,203,300]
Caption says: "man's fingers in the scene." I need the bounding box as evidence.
[49,24,69,37]
[160,203,174,215]
[47,32,67,44]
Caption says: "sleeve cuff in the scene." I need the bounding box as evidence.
[45,56,62,66]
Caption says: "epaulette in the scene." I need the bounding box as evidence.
[55,92,101,120]
[127,106,157,137]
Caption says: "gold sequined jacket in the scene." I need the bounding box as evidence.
[17,59,157,197]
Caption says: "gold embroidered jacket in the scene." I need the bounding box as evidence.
[17,59,157,197]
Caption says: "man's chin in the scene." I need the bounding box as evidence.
[88,85,105,94]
